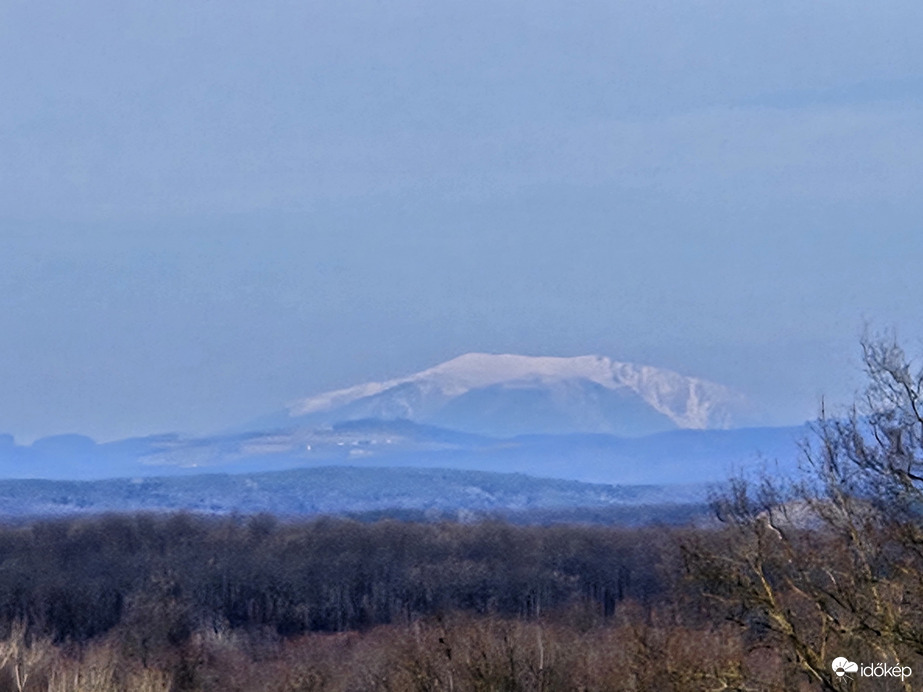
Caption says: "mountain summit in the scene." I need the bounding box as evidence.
[284,354,750,437]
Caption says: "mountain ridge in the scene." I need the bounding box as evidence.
[283,352,752,436]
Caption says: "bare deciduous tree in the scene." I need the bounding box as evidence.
[685,334,923,691]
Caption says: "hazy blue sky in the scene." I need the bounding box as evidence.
[2,1,923,441]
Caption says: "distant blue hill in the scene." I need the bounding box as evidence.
[0,419,806,489]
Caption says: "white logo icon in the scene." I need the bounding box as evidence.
[832,657,859,678]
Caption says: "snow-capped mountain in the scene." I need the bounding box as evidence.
[282,354,751,437]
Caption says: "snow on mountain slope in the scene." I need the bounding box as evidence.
[287,354,750,436]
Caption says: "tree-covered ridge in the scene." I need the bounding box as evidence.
[0,466,703,518]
